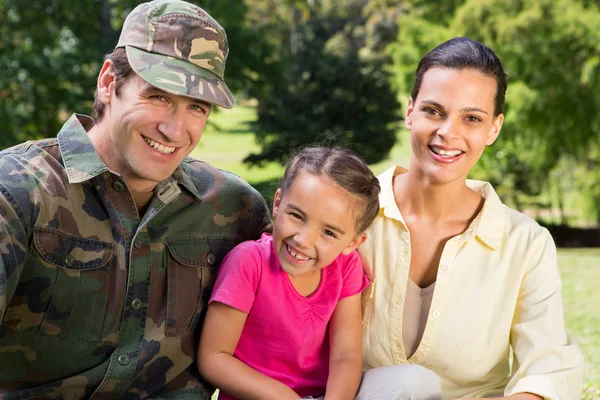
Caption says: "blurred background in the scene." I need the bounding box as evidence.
[0,0,598,397]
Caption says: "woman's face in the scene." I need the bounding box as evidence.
[406,67,504,185]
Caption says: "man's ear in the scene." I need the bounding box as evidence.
[272,188,282,219]
[96,60,116,105]
[342,232,368,255]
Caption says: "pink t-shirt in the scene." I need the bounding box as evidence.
[209,233,369,400]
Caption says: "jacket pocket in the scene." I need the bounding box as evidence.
[32,227,113,342]
[164,236,237,337]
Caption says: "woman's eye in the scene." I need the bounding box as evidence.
[467,116,482,123]
[423,107,440,116]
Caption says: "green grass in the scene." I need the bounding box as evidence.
[559,249,600,398]
[198,105,599,397]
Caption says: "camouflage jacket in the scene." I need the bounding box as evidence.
[0,114,270,399]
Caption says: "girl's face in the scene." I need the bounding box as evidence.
[406,68,504,185]
[272,172,367,276]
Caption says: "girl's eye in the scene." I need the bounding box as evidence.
[323,229,337,239]
[466,115,482,123]
[289,212,303,221]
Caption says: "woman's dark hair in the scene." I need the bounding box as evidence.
[411,37,507,116]
[281,146,380,233]
[92,47,135,122]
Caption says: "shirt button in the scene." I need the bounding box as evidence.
[113,181,125,192]
[206,252,216,266]
[65,254,74,267]
[395,293,402,304]
[131,298,142,310]
[440,263,449,272]
[117,354,130,365]
[134,241,142,249]
[432,310,440,318]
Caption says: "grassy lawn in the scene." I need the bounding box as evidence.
[197,105,600,398]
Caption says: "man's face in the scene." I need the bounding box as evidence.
[98,69,211,192]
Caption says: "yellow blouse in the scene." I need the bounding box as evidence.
[360,166,584,400]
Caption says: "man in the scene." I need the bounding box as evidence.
[0,1,269,398]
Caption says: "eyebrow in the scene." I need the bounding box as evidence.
[287,204,346,235]
[420,100,488,115]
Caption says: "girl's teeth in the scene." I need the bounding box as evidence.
[144,137,175,154]
[287,244,310,261]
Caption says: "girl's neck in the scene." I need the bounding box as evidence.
[288,270,321,297]
[394,162,482,223]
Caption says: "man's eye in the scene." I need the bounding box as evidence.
[190,104,207,113]
[151,95,168,102]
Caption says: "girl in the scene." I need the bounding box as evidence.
[198,147,441,400]
[360,37,584,400]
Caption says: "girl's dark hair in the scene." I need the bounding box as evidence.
[281,146,380,233]
[411,37,507,116]
[92,47,135,122]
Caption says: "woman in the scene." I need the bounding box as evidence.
[360,37,584,400]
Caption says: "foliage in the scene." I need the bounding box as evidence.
[246,2,402,165]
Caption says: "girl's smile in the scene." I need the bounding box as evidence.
[271,171,366,277]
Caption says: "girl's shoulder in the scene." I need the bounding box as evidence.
[230,232,274,257]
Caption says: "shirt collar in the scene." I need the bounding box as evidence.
[463,180,505,250]
[58,114,109,183]
[377,165,505,250]
[58,113,203,201]
[378,165,408,223]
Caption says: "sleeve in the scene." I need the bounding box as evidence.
[339,250,370,300]
[248,192,270,240]
[209,241,262,314]
[505,228,584,400]
[0,194,29,322]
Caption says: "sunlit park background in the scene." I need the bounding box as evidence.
[1,0,599,397]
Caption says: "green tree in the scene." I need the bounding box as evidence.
[246,1,402,165]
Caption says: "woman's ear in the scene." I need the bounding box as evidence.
[272,188,282,219]
[486,113,504,146]
[405,97,415,129]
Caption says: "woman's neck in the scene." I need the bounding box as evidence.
[394,162,482,223]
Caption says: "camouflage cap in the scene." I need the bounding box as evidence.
[116,0,234,108]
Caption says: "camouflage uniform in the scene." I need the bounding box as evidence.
[0,114,269,399]
[0,1,269,398]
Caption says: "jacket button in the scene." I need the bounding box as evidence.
[117,354,130,365]
[113,181,125,192]
[65,254,74,267]
[131,298,142,310]
[206,252,216,266]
